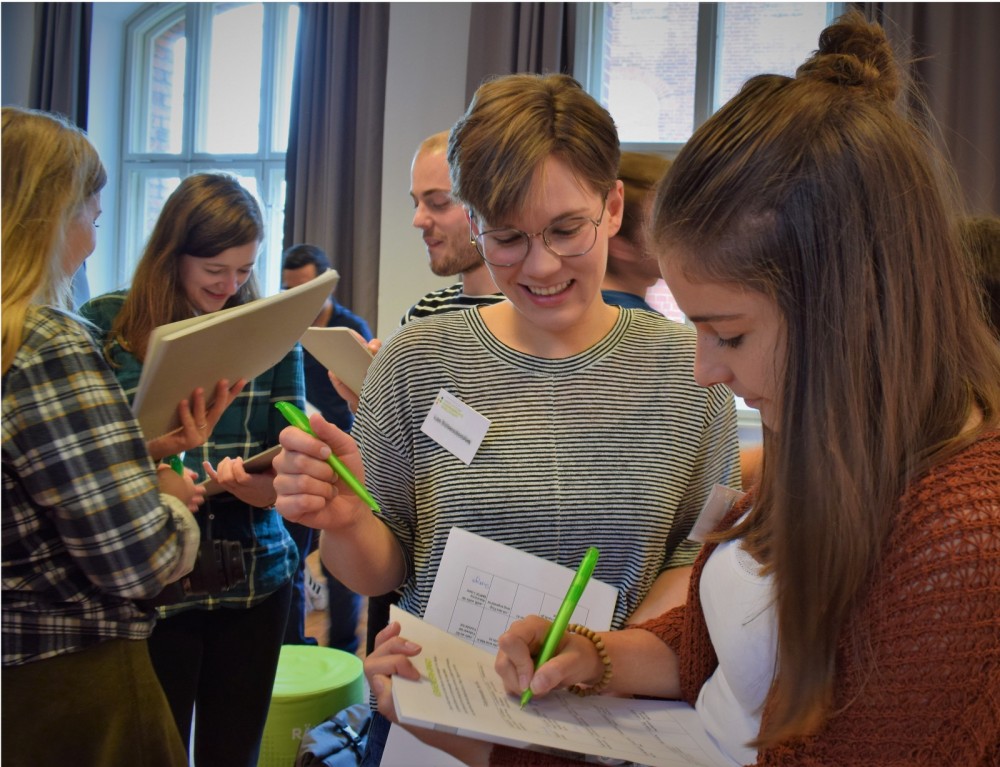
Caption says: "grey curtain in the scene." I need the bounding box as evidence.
[862,3,999,214]
[465,3,577,104]
[283,3,389,331]
[29,2,92,307]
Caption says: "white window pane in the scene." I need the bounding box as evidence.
[715,3,830,110]
[271,4,299,153]
[200,3,264,154]
[140,15,185,153]
[601,3,699,143]
[122,171,181,278]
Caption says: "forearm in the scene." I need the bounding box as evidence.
[319,514,406,596]
[600,627,682,699]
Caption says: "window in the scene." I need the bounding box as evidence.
[579,2,843,148]
[578,3,841,430]
[121,2,299,295]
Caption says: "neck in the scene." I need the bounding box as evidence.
[480,299,619,359]
[461,263,499,297]
[602,263,657,299]
[313,298,334,327]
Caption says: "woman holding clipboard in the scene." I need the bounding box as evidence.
[81,172,304,767]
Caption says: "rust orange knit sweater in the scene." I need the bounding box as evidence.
[491,431,1000,767]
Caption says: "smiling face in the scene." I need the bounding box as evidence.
[473,156,623,352]
[662,255,786,430]
[179,241,258,315]
[64,192,102,276]
[410,148,481,278]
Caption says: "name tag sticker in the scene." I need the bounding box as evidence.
[688,483,747,542]
[420,388,491,465]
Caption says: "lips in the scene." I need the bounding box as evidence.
[526,280,572,297]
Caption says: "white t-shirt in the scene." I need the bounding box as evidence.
[696,530,777,765]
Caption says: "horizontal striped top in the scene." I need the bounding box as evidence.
[400,282,505,324]
[352,306,740,629]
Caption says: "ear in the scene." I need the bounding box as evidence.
[605,179,625,239]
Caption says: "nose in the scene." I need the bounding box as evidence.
[692,337,732,389]
[412,204,431,231]
[520,232,563,274]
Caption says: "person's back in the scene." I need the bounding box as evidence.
[2,105,200,767]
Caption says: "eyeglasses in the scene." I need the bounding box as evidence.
[470,196,608,267]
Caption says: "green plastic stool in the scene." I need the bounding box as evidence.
[257,645,365,767]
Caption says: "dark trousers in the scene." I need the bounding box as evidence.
[323,561,363,654]
[147,583,292,767]
[283,519,319,645]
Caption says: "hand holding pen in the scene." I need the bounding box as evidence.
[520,547,599,706]
[273,402,380,516]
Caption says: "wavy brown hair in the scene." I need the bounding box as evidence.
[2,107,106,373]
[107,172,262,361]
[652,11,1000,747]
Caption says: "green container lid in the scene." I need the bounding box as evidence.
[270,645,363,699]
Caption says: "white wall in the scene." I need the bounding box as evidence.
[377,3,471,336]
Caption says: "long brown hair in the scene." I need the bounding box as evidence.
[108,172,262,361]
[652,11,1000,747]
[2,107,106,373]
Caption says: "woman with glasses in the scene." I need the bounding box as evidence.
[273,73,741,763]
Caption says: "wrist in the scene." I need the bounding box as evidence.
[567,624,613,696]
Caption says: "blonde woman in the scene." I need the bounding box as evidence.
[2,107,201,765]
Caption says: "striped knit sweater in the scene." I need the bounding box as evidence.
[352,306,740,630]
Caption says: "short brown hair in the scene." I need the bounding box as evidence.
[448,73,619,225]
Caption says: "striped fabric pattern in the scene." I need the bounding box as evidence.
[399,282,505,325]
[353,307,741,630]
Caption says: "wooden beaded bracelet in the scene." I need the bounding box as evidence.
[566,623,613,696]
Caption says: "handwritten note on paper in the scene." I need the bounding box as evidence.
[424,528,619,651]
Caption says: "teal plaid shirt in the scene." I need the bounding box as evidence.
[2,307,198,665]
[80,291,303,616]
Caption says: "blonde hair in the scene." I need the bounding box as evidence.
[2,107,106,373]
[107,172,263,361]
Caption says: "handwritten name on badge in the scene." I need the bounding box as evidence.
[420,388,490,465]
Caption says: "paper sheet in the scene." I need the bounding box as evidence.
[390,606,731,767]
[424,527,619,651]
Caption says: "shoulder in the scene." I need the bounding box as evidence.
[401,283,502,324]
[620,308,696,347]
[18,306,96,353]
[329,304,372,339]
[894,430,1000,565]
[78,290,128,329]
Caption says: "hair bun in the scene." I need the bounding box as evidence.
[796,12,900,102]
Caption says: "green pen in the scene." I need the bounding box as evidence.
[274,401,380,513]
[166,454,185,476]
[521,546,600,707]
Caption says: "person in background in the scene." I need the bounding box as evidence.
[1,106,202,766]
[602,151,672,312]
[960,214,1000,338]
[274,72,742,765]
[80,172,303,767]
[402,129,502,322]
[484,13,999,767]
[281,243,373,653]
